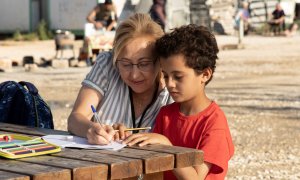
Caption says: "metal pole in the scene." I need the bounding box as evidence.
[238,19,244,44]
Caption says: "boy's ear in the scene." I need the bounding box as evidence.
[201,68,212,83]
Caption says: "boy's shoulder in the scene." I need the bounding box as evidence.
[161,102,179,111]
[204,102,229,129]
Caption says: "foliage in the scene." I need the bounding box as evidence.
[254,23,269,35]
[12,20,53,41]
[37,19,53,40]
[23,32,39,41]
[12,30,23,41]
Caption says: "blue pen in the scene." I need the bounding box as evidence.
[91,105,113,142]
[91,105,102,125]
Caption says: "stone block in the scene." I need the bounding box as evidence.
[51,59,69,68]
[69,59,79,67]
[24,64,39,72]
[0,58,12,72]
[77,61,88,67]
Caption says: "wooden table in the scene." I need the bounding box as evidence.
[0,123,203,180]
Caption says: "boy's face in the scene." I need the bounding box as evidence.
[160,54,208,103]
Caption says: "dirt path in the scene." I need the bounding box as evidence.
[1,35,300,179]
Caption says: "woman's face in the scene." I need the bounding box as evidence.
[117,36,159,94]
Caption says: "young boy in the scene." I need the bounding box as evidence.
[123,24,234,179]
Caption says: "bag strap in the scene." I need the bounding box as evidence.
[19,81,40,127]
[19,81,38,95]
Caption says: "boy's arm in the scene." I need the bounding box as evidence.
[123,133,172,146]
[173,162,211,180]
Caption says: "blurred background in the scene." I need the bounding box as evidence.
[1,0,300,179]
[0,0,299,36]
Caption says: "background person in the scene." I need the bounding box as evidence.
[284,20,298,37]
[123,24,234,180]
[268,3,285,35]
[86,0,118,31]
[235,1,251,35]
[149,0,166,31]
[68,13,172,145]
[81,0,118,65]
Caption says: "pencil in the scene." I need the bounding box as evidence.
[114,127,151,132]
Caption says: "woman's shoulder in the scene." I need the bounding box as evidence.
[158,87,173,105]
[94,51,113,66]
[86,51,117,80]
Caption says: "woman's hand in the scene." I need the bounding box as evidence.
[86,123,115,145]
[123,133,172,147]
[112,123,132,141]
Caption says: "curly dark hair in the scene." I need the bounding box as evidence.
[155,24,219,84]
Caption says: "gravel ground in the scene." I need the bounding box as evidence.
[1,35,300,179]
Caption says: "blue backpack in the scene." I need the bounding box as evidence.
[0,81,54,129]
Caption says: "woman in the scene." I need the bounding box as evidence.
[86,0,118,31]
[68,13,172,145]
[149,0,166,31]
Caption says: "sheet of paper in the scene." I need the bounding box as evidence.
[42,135,126,151]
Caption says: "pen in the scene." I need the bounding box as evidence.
[114,127,151,132]
[91,105,102,125]
[91,105,113,143]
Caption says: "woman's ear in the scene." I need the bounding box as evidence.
[201,68,213,84]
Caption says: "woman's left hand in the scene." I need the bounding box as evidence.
[123,133,172,147]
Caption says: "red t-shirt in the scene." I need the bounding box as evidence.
[153,102,234,180]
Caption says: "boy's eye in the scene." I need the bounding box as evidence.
[174,76,182,80]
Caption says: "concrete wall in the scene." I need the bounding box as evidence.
[0,0,30,32]
[47,0,97,31]
[166,0,190,31]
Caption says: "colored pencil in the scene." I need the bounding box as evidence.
[114,127,151,132]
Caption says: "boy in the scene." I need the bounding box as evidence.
[123,24,234,179]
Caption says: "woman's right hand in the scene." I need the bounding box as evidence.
[87,123,115,145]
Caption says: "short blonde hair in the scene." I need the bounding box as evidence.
[112,13,164,64]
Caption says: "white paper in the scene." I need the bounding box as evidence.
[42,135,126,151]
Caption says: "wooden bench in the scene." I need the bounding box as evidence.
[0,123,203,180]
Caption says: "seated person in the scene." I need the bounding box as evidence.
[268,3,285,35]
[284,20,299,37]
[81,0,117,63]
[87,0,118,31]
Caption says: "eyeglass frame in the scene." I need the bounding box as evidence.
[116,58,158,72]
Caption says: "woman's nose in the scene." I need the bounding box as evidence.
[130,65,142,79]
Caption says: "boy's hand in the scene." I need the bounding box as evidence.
[123,133,172,147]
[112,123,132,141]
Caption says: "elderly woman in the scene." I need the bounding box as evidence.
[68,13,172,145]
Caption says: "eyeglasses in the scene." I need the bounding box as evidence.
[116,60,156,72]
